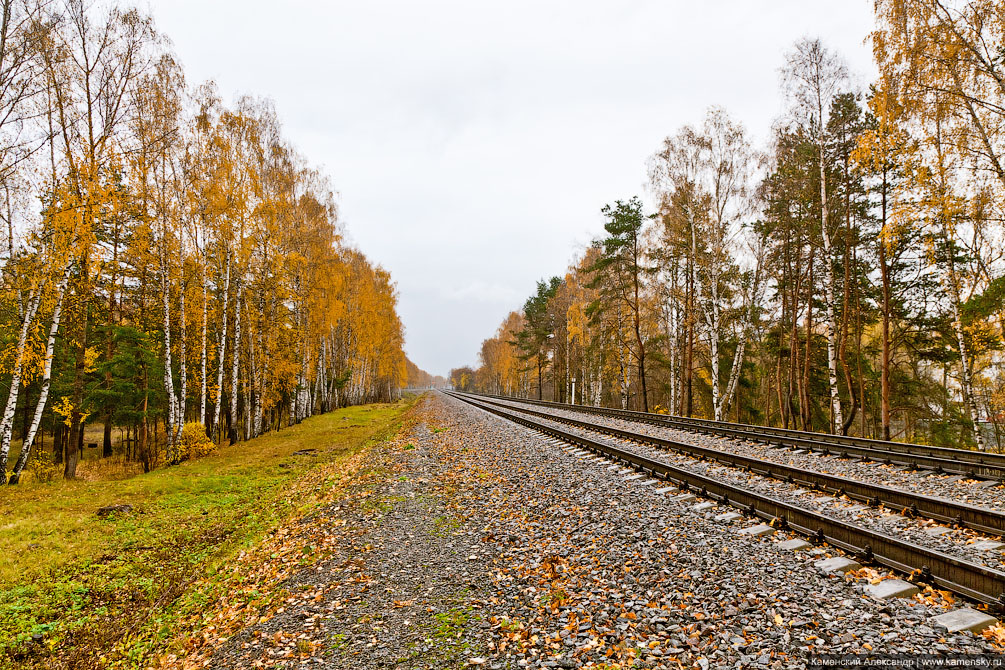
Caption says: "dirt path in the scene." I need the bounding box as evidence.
[206,396,494,669]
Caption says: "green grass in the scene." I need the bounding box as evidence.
[0,397,415,668]
[392,605,478,666]
[430,514,462,537]
[432,606,471,640]
[425,605,477,660]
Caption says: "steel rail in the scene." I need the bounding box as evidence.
[461,392,1005,536]
[472,393,1005,481]
[447,391,1005,607]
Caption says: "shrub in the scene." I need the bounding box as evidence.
[177,422,216,461]
[26,454,62,484]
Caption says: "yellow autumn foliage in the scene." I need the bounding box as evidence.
[177,422,216,462]
[26,455,62,484]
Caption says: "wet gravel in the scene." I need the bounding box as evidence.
[209,392,1004,669]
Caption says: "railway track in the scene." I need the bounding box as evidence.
[462,393,1005,536]
[473,393,1005,481]
[446,391,1005,608]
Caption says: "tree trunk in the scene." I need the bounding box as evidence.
[537,356,543,400]
[230,279,242,444]
[161,249,178,462]
[854,244,867,438]
[719,240,765,420]
[0,284,43,481]
[65,250,91,480]
[800,245,814,431]
[177,287,186,439]
[211,254,231,437]
[9,266,70,484]
[879,175,893,442]
[254,325,264,436]
[200,265,208,426]
[838,155,858,435]
[945,252,985,451]
[632,234,648,413]
[104,210,121,458]
[819,138,843,432]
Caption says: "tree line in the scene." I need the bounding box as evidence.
[404,358,447,389]
[0,0,433,484]
[457,1,1005,451]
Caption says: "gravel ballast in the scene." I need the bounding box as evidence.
[476,396,1005,571]
[485,397,1005,508]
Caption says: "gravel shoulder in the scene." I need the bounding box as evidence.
[202,392,1005,669]
[205,400,495,669]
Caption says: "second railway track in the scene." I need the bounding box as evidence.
[474,393,1005,481]
[447,391,1005,608]
[461,393,1005,537]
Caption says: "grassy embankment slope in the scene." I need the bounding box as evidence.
[0,395,416,668]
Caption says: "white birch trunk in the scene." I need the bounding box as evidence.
[617,332,628,410]
[944,257,986,451]
[243,326,252,441]
[299,341,310,420]
[709,283,721,421]
[161,251,178,462]
[319,337,328,412]
[689,214,720,420]
[244,309,254,441]
[0,284,43,479]
[211,255,231,436]
[292,306,302,421]
[718,240,766,420]
[597,365,604,407]
[230,278,242,442]
[664,285,678,415]
[819,137,843,432]
[254,326,264,436]
[200,265,208,426]
[176,288,186,442]
[9,267,71,483]
[718,326,748,422]
[246,334,254,440]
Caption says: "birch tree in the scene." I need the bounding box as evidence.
[650,109,764,420]
[43,0,156,477]
[7,263,70,483]
[782,38,849,432]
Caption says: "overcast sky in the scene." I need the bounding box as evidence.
[145,0,877,377]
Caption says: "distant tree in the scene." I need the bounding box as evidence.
[587,198,651,412]
[516,278,562,400]
[449,366,475,392]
